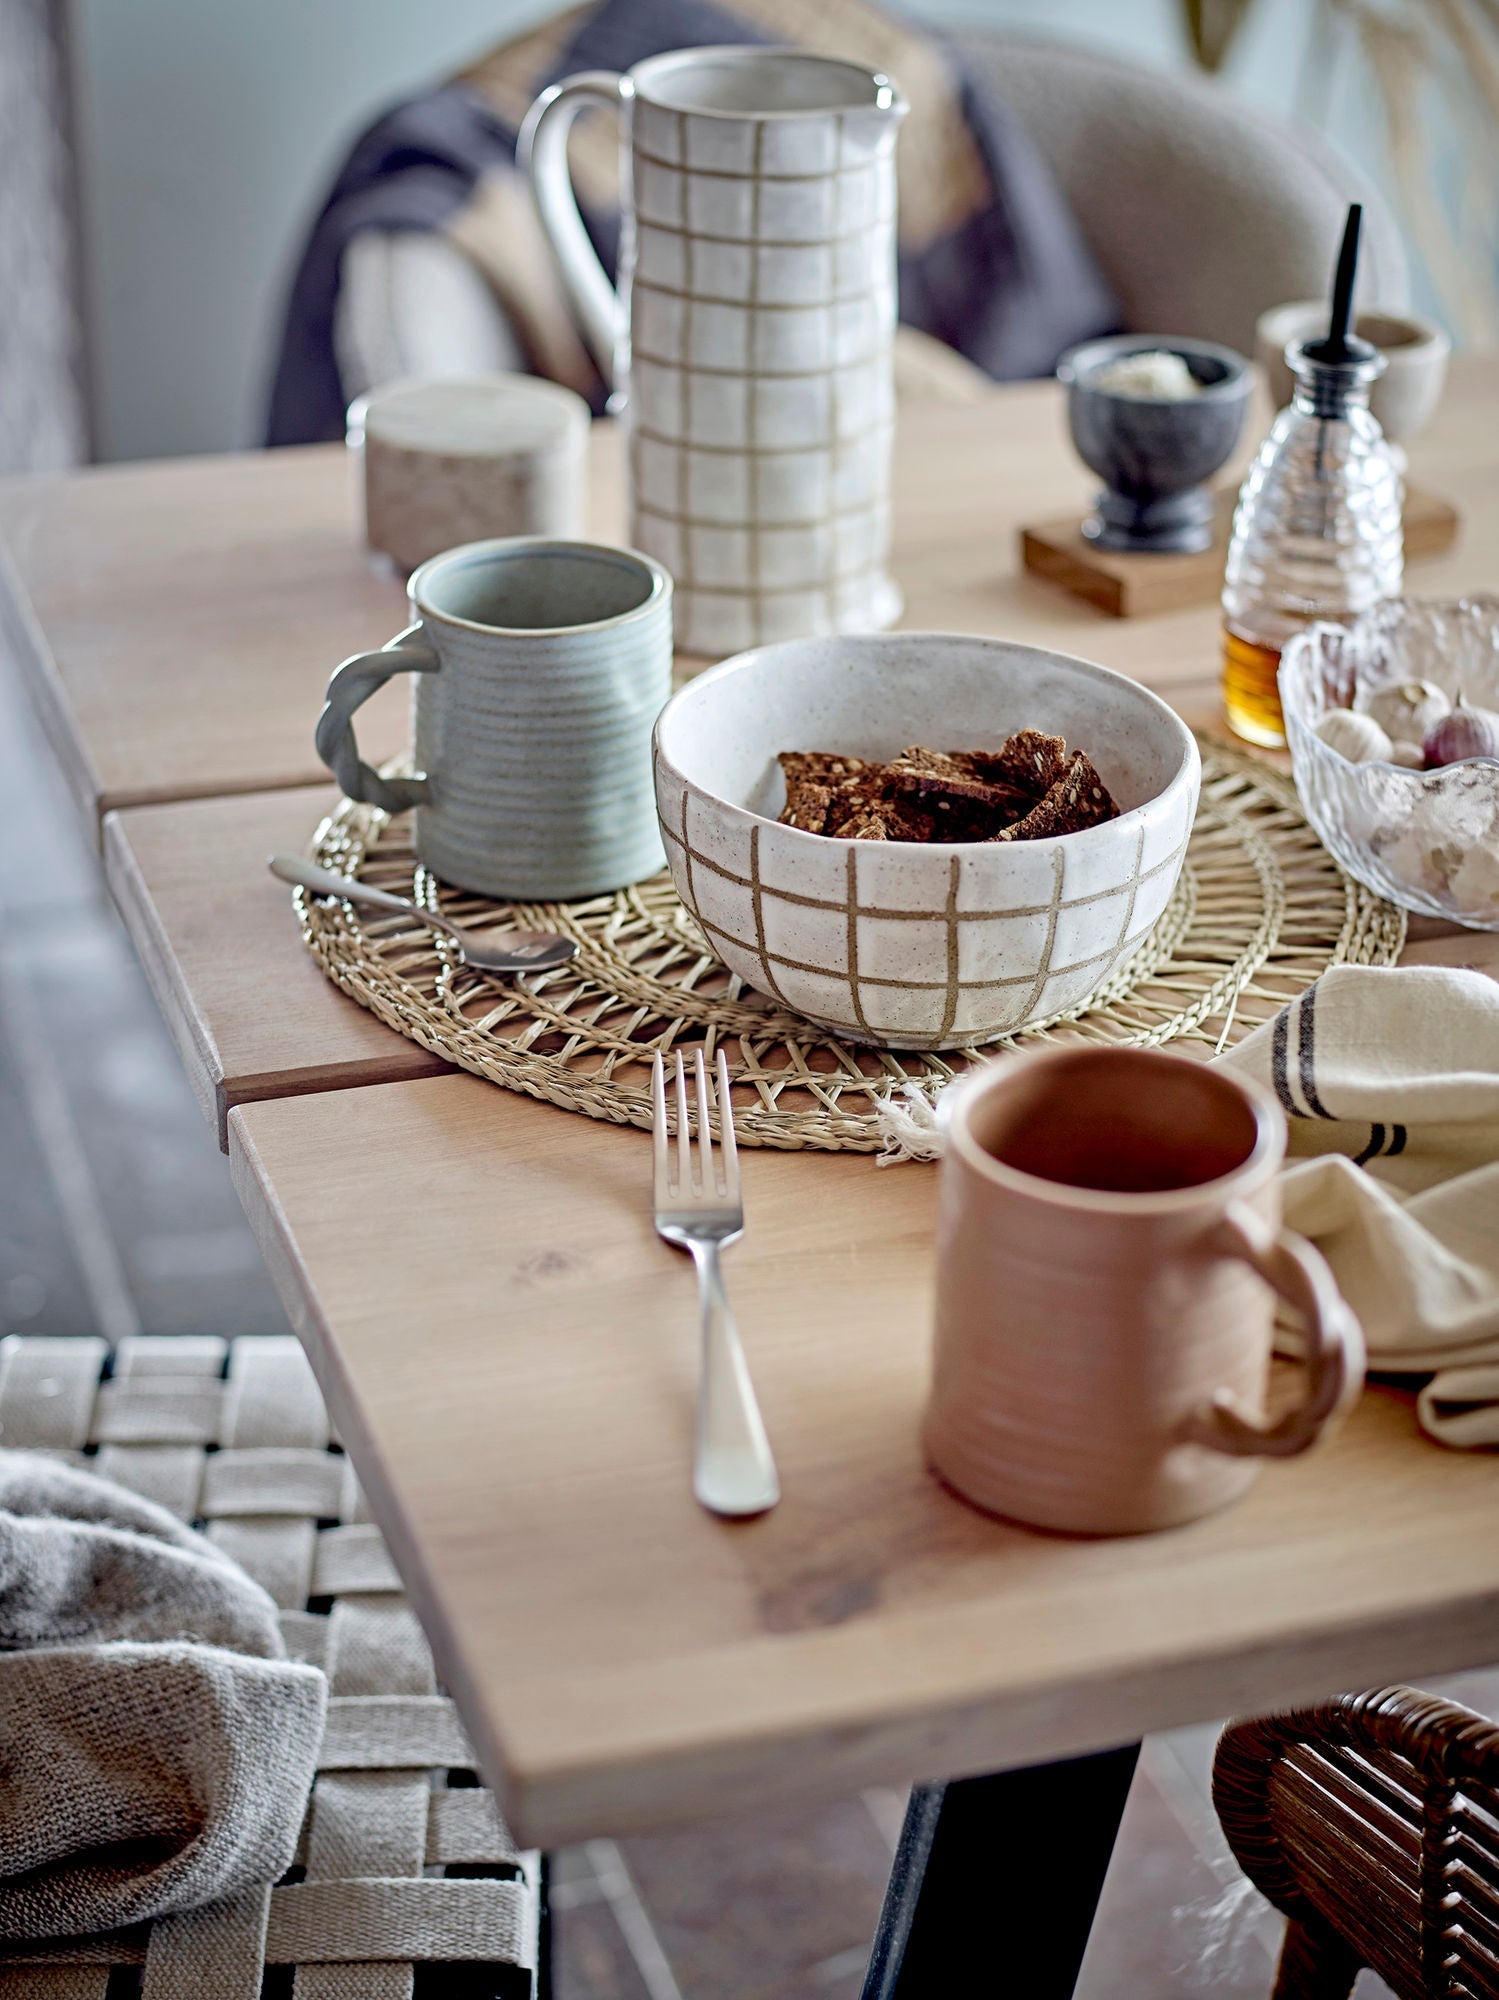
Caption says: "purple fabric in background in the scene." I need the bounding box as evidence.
[265,0,1120,446]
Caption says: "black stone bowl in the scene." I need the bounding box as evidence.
[1057,335,1254,555]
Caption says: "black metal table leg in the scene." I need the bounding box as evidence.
[860,1742,1141,2000]
[535,1851,552,1999]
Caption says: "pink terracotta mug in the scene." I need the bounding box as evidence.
[924,1045,1364,1534]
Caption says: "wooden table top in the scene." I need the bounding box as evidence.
[81,359,1499,1144]
[10,364,1499,1849]
[102,786,451,1144]
[9,362,1499,845]
[230,1074,1499,1846]
[18,366,1497,841]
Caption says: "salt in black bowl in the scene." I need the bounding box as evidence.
[1057,335,1254,555]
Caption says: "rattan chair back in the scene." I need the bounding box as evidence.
[1214,1685,1499,1998]
[0,1332,542,2000]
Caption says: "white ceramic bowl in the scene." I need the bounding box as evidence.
[652,633,1200,1049]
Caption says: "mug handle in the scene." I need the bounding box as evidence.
[1187,1200,1365,1459]
[314,624,440,813]
[518,71,628,386]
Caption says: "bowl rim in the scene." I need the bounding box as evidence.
[1254,299,1451,361]
[1056,334,1253,403]
[652,629,1201,859]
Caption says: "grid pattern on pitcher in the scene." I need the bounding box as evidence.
[663,791,1192,1048]
[625,105,899,649]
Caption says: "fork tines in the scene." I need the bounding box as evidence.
[651,1048,739,1203]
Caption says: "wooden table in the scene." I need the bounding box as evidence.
[24,358,1493,1149]
[229,1075,1499,1843]
[6,371,1499,1994]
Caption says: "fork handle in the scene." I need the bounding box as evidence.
[689,1243,780,1518]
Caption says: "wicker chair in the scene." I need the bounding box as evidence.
[0,1332,544,2000]
[1213,1685,1499,1998]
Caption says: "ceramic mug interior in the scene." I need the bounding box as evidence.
[411,540,662,633]
[633,47,897,115]
[965,1047,1269,1196]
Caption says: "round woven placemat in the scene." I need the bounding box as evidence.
[295,738,1405,1151]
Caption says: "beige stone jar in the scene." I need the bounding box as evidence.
[350,376,589,575]
[924,1046,1364,1535]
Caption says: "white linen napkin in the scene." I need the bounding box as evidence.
[1215,964,1499,1447]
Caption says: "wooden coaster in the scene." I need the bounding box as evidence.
[1021,483,1460,619]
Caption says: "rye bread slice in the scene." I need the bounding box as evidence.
[989,749,1119,842]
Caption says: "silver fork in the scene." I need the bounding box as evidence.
[652,1048,780,1518]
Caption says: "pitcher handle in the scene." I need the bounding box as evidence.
[1186,1200,1365,1459]
[519,70,628,387]
[314,625,440,813]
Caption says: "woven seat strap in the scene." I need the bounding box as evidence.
[0,1970,111,1999]
[142,1888,272,2000]
[271,1881,531,1965]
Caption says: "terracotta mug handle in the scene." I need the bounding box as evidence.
[1187,1200,1365,1459]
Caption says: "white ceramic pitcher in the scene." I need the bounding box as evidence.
[520,46,906,656]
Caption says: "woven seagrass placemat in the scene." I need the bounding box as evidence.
[292,738,1405,1151]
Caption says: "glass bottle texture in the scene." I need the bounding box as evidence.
[1221,337,1403,747]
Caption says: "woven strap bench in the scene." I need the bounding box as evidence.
[0,1332,543,2000]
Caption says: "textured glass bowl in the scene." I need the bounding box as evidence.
[1281,596,1499,929]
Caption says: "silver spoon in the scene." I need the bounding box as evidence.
[269,855,579,974]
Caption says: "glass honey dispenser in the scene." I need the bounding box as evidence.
[1220,206,1404,747]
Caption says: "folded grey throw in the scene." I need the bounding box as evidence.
[0,1450,327,1942]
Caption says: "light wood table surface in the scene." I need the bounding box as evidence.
[8,366,1499,1863]
[102,786,451,1144]
[230,1073,1499,1847]
[9,356,1494,843]
[81,360,1499,1146]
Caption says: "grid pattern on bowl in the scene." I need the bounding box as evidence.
[660,782,1194,1048]
[624,100,899,654]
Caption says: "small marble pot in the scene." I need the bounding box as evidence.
[316,538,671,900]
[1058,336,1253,555]
[349,376,590,575]
[1255,302,1450,448]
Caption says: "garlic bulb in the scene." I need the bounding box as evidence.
[1388,740,1426,769]
[1366,678,1449,745]
[1316,708,1395,763]
[1423,698,1499,767]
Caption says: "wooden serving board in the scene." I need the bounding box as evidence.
[1021,483,1461,619]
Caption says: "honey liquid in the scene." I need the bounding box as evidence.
[1221,626,1287,748]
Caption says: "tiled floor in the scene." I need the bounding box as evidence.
[0,651,1486,1996]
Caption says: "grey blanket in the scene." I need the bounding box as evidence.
[0,1450,326,1942]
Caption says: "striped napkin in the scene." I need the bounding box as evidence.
[1217,964,1499,1448]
